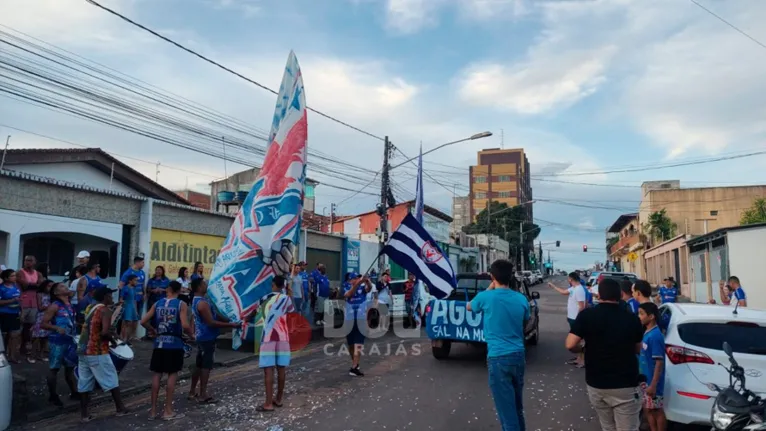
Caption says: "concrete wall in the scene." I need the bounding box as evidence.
[9,162,140,196]
[152,202,233,237]
[727,226,766,309]
[639,185,766,238]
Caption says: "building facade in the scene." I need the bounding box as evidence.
[451,195,471,234]
[469,148,532,222]
[607,213,645,277]
[639,180,766,239]
[209,167,318,214]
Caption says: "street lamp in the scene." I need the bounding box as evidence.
[389,131,493,170]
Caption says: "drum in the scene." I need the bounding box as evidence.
[109,341,134,373]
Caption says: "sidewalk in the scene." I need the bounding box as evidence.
[11,322,328,426]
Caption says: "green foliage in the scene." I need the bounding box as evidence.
[643,209,677,242]
[462,201,540,244]
[740,198,766,225]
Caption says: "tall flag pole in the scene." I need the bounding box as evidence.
[412,144,426,327]
[207,51,308,349]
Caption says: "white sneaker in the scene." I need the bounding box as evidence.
[315,320,322,326]
[320,320,326,325]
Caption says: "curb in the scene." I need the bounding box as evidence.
[21,327,329,425]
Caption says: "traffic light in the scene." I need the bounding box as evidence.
[583,245,588,252]
[556,241,561,247]
[530,255,536,265]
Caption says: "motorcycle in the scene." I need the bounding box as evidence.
[710,341,765,430]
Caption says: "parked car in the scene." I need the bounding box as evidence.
[0,329,11,431]
[425,273,541,359]
[660,303,766,427]
[590,271,637,303]
[532,270,544,284]
[366,279,410,328]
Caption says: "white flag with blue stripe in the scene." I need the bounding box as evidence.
[382,213,456,299]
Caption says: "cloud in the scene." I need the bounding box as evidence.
[212,0,261,18]
[384,0,444,34]
[456,46,614,114]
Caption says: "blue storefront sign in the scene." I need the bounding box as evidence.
[425,299,484,343]
[346,239,360,274]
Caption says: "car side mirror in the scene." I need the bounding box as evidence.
[531,291,540,299]
[723,341,733,357]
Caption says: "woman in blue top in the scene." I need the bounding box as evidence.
[146,266,170,312]
[0,269,22,363]
[343,272,372,377]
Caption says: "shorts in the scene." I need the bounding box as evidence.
[150,348,185,374]
[567,318,576,331]
[21,308,37,325]
[346,319,365,347]
[195,340,217,370]
[640,382,664,409]
[314,296,327,314]
[0,313,21,334]
[49,342,77,370]
[77,354,119,393]
[259,341,291,368]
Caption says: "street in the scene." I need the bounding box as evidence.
[17,278,700,431]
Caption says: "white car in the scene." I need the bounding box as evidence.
[661,303,766,427]
[0,330,12,430]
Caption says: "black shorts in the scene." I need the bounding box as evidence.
[150,348,184,374]
[346,319,366,347]
[195,340,216,370]
[0,313,21,334]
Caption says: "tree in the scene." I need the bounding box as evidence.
[463,201,541,246]
[740,198,766,225]
[643,209,677,243]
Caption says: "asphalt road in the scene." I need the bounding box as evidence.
[18,277,705,431]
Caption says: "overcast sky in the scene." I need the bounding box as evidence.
[1,0,766,270]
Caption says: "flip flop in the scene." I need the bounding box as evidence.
[198,397,220,405]
[272,401,283,408]
[115,410,131,417]
[81,415,94,424]
[187,394,198,401]
[256,405,275,413]
[162,412,185,421]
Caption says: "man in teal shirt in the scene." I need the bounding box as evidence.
[467,259,530,431]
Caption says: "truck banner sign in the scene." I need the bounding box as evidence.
[425,299,484,343]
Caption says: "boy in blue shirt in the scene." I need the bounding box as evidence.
[657,278,678,304]
[467,259,530,431]
[638,302,667,431]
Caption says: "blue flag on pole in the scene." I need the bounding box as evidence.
[207,51,308,349]
[382,213,456,300]
[411,144,427,324]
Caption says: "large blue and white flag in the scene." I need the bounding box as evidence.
[382,213,456,300]
[207,51,308,349]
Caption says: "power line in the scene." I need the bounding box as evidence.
[84,0,385,142]
[689,0,766,51]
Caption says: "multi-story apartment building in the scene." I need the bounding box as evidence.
[451,196,471,234]
[469,148,533,222]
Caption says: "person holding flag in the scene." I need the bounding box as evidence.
[205,51,307,350]
[343,272,373,377]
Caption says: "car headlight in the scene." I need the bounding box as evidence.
[0,352,8,368]
[712,403,735,429]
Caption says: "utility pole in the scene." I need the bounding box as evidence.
[539,240,543,271]
[519,221,524,271]
[329,203,336,234]
[378,136,392,273]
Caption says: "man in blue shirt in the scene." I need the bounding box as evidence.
[298,262,310,317]
[657,278,678,304]
[638,302,667,431]
[342,273,372,377]
[119,256,146,314]
[723,275,747,308]
[310,264,330,326]
[467,259,530,431]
